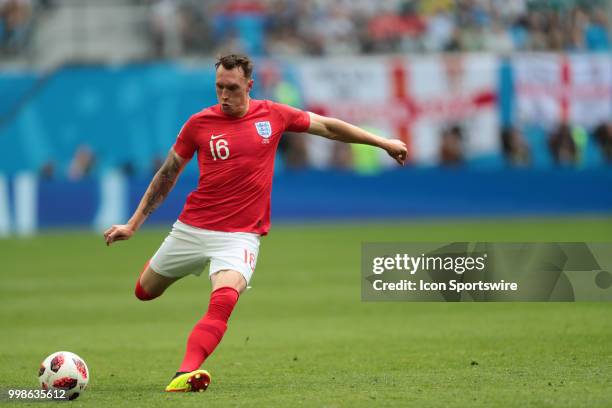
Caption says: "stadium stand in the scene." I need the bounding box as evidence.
[0,1,610,199]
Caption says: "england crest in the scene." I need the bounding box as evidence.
[255,121,272,138]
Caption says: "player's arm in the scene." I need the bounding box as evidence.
[307,112,407,165]
[104,148,189,246]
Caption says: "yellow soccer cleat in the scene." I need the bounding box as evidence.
[165,369,211,392]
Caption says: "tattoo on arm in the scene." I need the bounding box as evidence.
[142,153,182,216]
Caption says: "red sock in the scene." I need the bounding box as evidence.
[134,260,157,301]
[178,287,240,372]
[135,280,156,301]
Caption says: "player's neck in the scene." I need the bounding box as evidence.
[230,98,250,118]
[239,98,250,117]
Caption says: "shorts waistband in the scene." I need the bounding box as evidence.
[175,220,260,238]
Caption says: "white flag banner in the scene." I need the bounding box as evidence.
[569,54,612,128]
[296,58,397,168]
[296,55,499,166]
[404,54,499,164]
[514,54,612,129]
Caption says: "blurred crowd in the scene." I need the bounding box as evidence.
[2,0,610,58]
[38,119,611,181]
[277,119,612,174]
[147,0,612,57]
[442,120,612,169]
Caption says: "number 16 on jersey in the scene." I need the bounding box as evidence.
[210,135,230,160]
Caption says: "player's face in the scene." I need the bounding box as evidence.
[215,66,254,117]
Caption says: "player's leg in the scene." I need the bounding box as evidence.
[176,269,245,369]
[210,268,247,293]
[134,260,180,301]
[165,269,244,392]
[166,231,259,392]
[135,221,207,302]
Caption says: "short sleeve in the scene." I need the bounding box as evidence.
[173,116,198,159]
[272,102,311,133]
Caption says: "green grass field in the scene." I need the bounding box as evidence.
[1,217,612,407]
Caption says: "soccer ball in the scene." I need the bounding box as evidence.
[38,351,89,400]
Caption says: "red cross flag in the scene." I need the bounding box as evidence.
[515,54,612,129]
[297,55,499,166]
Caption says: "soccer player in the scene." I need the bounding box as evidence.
[103,54,407,392]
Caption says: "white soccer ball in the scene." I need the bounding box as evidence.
[38,351,89,400]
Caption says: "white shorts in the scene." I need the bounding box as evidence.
[149,220,260,284]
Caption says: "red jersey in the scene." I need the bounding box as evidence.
[173,99,310,235]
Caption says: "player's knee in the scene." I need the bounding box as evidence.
[134,279,158,301]
[211,269,247,294]
[134,260,164,301]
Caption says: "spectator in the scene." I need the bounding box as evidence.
[424,8,455,52]
[484,21,515,54]
[39,161,56,180]
[68,145,96,181]
[211,0,267,56]
[584,8,610,51]
[593,122,612,163]
[330,141,353,170]
[501,126,530,166]
[509,15,529,50]
[278,133,308,170]
[1,0,33,53]
[439,125,464,166]
[548,123,577,166]
[149,0,182,58]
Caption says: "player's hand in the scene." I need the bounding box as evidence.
[104,224,135,246]
[384,139,408,166]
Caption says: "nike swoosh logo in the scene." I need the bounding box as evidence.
[210,133,225,140]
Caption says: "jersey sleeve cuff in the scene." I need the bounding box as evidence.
[173,141,194,159]
[294,111,311,133]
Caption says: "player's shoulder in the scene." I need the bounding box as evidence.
[191,106,218,120]
[244,99,282,119]
[247,99,273,112]
[258,99,287,111]
[183,106,220,127]
[256,100,305,118]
